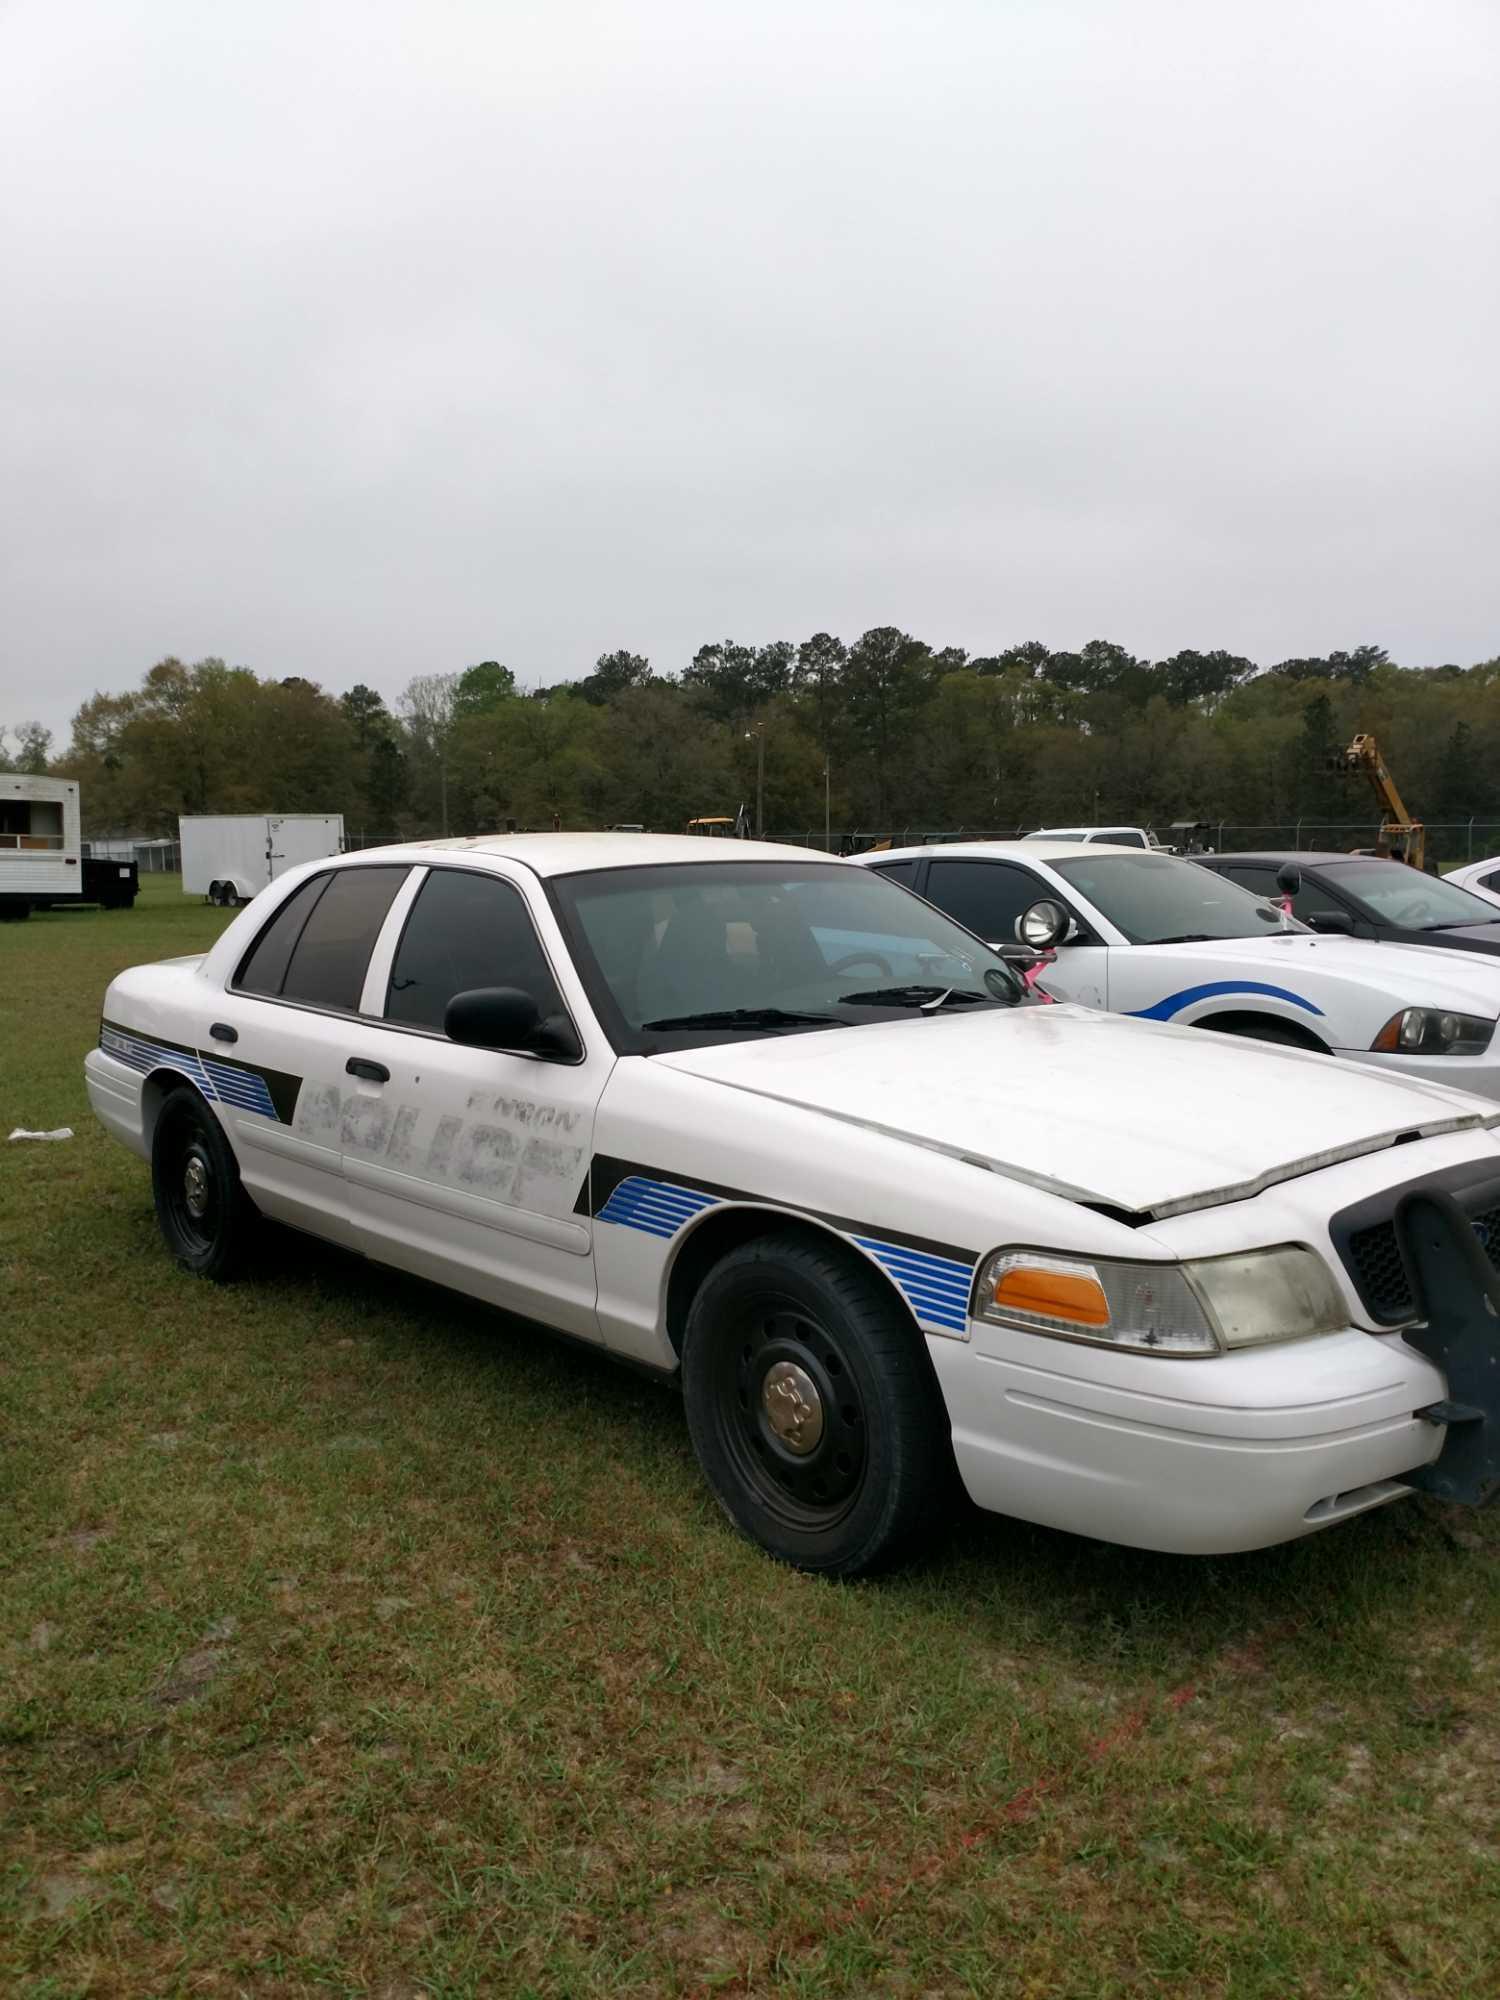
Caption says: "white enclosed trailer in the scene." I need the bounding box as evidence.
[1,775,81,917]
[179,814,345,906]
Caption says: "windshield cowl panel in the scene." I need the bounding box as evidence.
[548,859,1025,1054]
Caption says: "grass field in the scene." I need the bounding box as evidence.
[3,875,1499,1998]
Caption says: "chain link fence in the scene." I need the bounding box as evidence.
[340,821,1500,866]
[767,821,1500,865]
[82,837,181,871]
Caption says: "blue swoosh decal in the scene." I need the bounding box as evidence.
[1127,980,1325,1022]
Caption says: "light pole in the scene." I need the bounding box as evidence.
[824,757,831,853]
[744,725,766,838]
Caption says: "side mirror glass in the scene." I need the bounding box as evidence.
[444,985,543,1049]
[1308,910,1354,935]
[1017,900,1070,949]
[1275,862,1302,898]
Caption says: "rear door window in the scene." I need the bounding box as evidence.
[236,874,331,997]
[239,866,406,1011]
[925,859,1051,943]
[869,858,919,887]
[385,868,565,1033]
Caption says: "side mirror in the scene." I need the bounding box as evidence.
[1307,910,1354,935]
[1275,862,1302,898]
[444,985,580,1059]
[1016,900,1071,949]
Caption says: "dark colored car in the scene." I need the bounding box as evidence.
[1193,852,1500,960]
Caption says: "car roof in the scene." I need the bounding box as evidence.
[332,832,846,877]
[864,839,1148,864]
[1205,851,1389,867]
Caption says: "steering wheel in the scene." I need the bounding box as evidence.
[829,951,893,977]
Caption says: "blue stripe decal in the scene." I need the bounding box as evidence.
[1126,980,1324,1023]
[853,1236,975,1334]
[594,1174,976,1337]
[99,1028,279,1120]
[598,1176,720,1238]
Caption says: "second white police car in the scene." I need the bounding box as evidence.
[860,840,1500,1096]
[86,835,1500,1574]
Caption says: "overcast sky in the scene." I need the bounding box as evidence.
[3,0,1497,747]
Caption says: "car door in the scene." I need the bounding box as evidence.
[334,861,611,1343]
[920,857,1111,1007]
[209,862,413,1246]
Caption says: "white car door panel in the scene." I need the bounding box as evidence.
[337,862,610,1340]
[1032,941,1110,1010]
[917,855,1110,1008]
[203,863,413,1244]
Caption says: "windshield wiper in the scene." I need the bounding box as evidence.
[642,1007,845,1032]
[1147,932,1218,945]
[839,984,990,1009]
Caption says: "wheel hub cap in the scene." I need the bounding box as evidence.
[761,1360,824,1454]
[183,1156,209,1219]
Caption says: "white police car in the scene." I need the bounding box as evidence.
[86,835,1500,1574]
[861,840,1500,1096]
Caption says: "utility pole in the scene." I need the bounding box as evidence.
[824,758,831,853]
[744,725,766,838]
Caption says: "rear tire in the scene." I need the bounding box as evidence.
[682,1232,953,1576]
[151,1086,259,1280]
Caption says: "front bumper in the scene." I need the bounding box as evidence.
[930,1321,1446,1555]
[1340,1046,1500,1103]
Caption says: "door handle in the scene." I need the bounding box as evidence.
[209,1022,238,1043]
[345,1057,389,1083]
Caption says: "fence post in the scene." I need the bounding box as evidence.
[1469,817,1475,861]
[1294,818,1302,851]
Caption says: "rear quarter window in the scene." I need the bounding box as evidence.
[237,866,407,1011]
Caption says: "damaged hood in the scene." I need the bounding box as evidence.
[653,1005,1498,1218]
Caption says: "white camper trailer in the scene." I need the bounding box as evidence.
[1,776,81,918]
[179,814,346,906]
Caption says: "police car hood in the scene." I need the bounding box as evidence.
[1168,931,1500,1009]
[652,1004,1497,1220]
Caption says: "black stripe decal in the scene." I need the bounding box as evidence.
[100,1018,302,1127]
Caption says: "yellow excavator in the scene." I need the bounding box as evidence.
[1328,733,1425,870]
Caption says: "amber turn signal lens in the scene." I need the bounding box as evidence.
[992,1266,1110,1327]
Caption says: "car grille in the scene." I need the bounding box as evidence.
[1345,1202,1500,1322]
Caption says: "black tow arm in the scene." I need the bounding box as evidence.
[1396,1189,1500,1508]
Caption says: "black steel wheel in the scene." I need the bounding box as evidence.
[682,1232,953,1576]
[150,1085,258,1280]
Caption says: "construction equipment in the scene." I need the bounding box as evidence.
[684,809,751,839]
[1328,733,1425,871]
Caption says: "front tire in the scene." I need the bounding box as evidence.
[1201,1016,1324,1052]
[151,1086,259,1279]
[682,1232,953,1576]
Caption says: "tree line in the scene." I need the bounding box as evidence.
[6,631,1500,854]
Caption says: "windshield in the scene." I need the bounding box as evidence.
[1318,861,1500,929]
[1051,851,1300,944]
[549,861,1025,1050]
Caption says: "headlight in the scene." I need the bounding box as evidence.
[976,1246,1346,1355]
[1371,1007,1493,1056]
